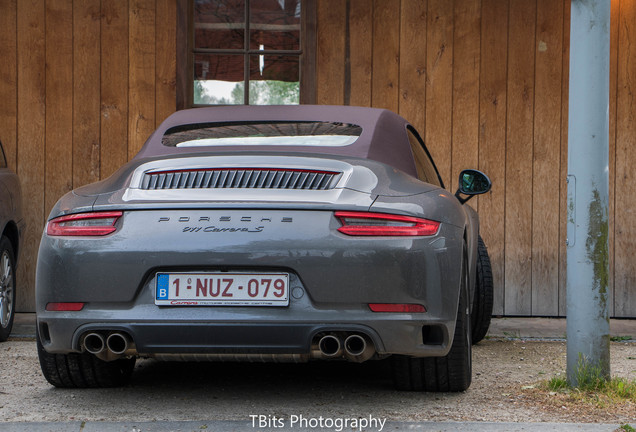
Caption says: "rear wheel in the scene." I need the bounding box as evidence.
[391,247,472,392]
[0,236,16,342]
[36,329,135,388]
[471,235,493,344]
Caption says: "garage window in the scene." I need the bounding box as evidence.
[177,0,316,107]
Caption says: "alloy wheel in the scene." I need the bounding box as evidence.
[0,250,14,328]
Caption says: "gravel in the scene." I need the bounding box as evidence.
[0,338,634,424]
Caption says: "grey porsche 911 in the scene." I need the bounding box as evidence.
[36,105,493,391]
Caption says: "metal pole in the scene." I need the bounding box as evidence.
[566,0,611,385]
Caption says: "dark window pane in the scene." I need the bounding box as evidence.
[0,142,6,169]
[249,54,298,81]
[194,0,245,50]
[194,54,244,104]
[248,55,298,104]
[250,0,301,51]
[407,128,442,187]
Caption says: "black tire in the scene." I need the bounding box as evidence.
[391,247,472,392]
[471,235,493,344]
[0,235,16,342]
[36,329,135,388]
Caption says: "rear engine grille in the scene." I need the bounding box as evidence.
[141,169,339,190]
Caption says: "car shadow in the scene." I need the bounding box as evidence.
[28,353,468,422]
[130,358,395,393]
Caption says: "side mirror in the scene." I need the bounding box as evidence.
[455,169,491,204]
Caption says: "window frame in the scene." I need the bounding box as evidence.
[177,0,316,109]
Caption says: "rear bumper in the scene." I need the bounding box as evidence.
[36,209,464,359]
[37,270,455,357]
[37,314,453,359]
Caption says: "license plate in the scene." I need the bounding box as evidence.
[155,272,289,306]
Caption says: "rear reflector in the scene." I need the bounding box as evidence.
[368,303,426,313]
[335,211,440,236]
[46,302,85,311]
[46,211,123,236]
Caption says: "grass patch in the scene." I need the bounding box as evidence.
[610,335,633,342]
[545,376,569,392]
[619,425,635,432]
[502,330,521,339]
[540,375,636,410]
[541,357,636,407]
[520,356,635,421]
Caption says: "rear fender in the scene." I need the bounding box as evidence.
[462,205,480,306]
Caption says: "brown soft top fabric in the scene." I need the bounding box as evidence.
[134,105,417,176]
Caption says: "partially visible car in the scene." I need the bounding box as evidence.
[0,140,24,342]
[35,106,492,390]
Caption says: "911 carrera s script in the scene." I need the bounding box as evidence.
[181,226,264,233]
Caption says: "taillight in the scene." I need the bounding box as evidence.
[335,211,440,236]
[369,303,427,313]
[46,211,123,236]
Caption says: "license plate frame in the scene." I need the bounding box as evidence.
[155,272,290,306]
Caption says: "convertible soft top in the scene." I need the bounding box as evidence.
[135,105,417,177]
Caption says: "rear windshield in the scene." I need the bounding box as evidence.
[162,121,362,148]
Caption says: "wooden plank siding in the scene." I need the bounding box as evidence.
[425,0,453,188]
[0,0,176,312]
[532,0,563,316]
[475,0,507,315]
[128,0,157,159]
[450,0,480,195]
[316,0,635,317]
[608,0,619,317]
[398,0,427,129]
[101,0,130,180]
[614,0,636,317]
[156,0,177,125]
[504,0,535,316]
[0,0,635,317]
[16,0,46,312]
[316,0,345,105]
[348,0,373,107]
[0,1,18,173]
[73,0,102,187]
[45,0,73,221]
[371,0,400,112]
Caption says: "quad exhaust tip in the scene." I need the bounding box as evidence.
[83,331,135,361]
[106,332,130,355]
[344,334,367,357]
[83,333,106,355]
[315,332,375,362]
[318,334,342,357]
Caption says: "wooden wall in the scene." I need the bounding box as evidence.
[316,0,635,318]
[0,0,176,312]
[0,0,634,317]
